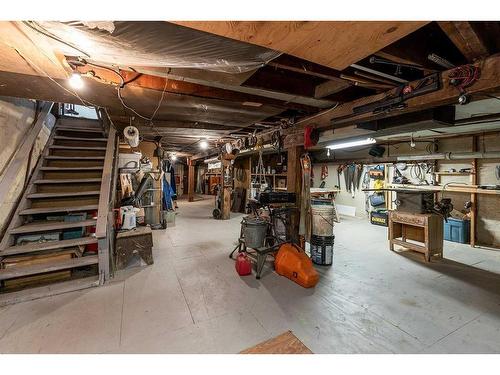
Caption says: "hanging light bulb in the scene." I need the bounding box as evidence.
[327,148,330,157]
[199,139,208,150]
[171,153,177,161]
[69,72,84,89]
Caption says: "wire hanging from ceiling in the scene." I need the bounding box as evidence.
[85,61,169,123]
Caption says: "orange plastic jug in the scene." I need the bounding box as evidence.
[274,243,319,288]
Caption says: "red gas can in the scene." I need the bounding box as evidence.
[235,252,252,276]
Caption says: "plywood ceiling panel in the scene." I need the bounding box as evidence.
[172,21,429,70]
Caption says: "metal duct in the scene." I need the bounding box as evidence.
[397,151,500,161]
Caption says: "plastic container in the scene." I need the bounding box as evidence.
[311,205,334,236]
[118,152,141,170]
[235,253,252,276]
[310,235,334,266]
[274,243,319,288]
[444,218,470,244]
[370,210,388,227]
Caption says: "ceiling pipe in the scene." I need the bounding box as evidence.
[397,151,500,161]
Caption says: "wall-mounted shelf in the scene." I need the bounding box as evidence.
[433,172,474,176]
[389,184,500,195]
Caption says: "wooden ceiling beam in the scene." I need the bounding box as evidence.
[438,21,489,62]
[287,54,500,132]
[315,79,352,99]
[172,21,429,71]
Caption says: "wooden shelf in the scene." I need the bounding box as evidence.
[250,173,287,177]
[389,184,500,195]
[433,172,474,176]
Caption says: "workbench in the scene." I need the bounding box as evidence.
[388,211,443,262]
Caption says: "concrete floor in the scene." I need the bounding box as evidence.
[1,195,500,353]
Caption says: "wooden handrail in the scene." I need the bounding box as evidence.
[96,119,117,239]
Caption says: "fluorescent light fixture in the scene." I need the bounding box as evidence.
[69,72,84,89]
[326,137,376,150]
[199,140,208,150]
[242,101,263,107]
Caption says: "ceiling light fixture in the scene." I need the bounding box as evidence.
[326,137,376,150]
[171,153,177,161]
[199,139,208,150]
[69,72,84,89]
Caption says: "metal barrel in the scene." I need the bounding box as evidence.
[242,217,268,248]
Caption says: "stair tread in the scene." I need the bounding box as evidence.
[19,204,99,216]
[34,178,102,184]
[9,219,97,234]
[53,136,107,142]
[40,166,104,171]
[49,145,106,150]
[45,156,105,160]
[1,236,97,257]
[0,255,98,281]
[27,191,100,199]
[56,126,104,134]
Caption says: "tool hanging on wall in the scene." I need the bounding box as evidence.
[304,125,320,149]
[299,154,312,243]
[321,165,328,181]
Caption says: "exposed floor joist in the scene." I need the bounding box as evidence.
[438,21,490,62]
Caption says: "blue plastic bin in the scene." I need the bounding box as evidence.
[444,218,470,244]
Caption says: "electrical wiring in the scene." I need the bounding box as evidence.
[440,181,469,199]
[409,162,427,183]
[148,68,169,122]
[449,65,480,93]
[86,61,168,123]
[8,44,99,108]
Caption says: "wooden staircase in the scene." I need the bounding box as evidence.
[0,115,117,293]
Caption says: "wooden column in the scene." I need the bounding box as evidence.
[470,136,478,247]
[187,158,195,202]
[221,158,231,220]
[287,146,304,244]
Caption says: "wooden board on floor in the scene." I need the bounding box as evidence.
[240,331,312,354]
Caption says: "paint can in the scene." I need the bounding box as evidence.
[310,235,334,266]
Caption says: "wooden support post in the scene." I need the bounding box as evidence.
[287,146,303,244]
[221,158,231,220]
[470,136,478,248]
[187,158,195,202]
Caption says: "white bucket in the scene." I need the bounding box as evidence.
[311,205,334,236]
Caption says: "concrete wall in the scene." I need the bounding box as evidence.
[312,163,370,218]
[312,132,500,247]
[0,96,51,236]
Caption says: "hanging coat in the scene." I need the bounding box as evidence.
[162,175,175,211]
